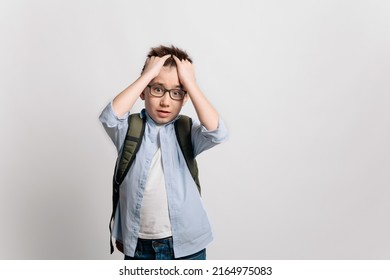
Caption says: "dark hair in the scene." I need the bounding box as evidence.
[141,45,192,72]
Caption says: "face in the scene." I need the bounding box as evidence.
[140,66,189,124]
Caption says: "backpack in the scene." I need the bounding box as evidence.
[109,113,201,254]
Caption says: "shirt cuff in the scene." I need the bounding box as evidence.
[199,117,229,143]
[99,101,130,127]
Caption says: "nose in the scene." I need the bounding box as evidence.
[159,92,170,106]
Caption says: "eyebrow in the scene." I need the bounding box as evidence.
[153,82,182,89]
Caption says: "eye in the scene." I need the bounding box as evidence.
[172,90,184,97]
[152,85,164,94]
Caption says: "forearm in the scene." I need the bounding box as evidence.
[187,83,219,131]
[171,55,219,130]
[112,73,154,117]
[113,55,171,117]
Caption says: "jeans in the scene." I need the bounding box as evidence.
[124,237,206,260]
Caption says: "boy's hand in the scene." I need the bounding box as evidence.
[172,55,197,90]
[142,54,171,79]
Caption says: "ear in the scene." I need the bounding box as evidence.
[140,90,146,100]
[182,93,190,106]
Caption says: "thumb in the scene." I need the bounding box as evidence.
[161,54,171,62]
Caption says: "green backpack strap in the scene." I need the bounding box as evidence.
[110,113,145,254]
[175,115,201,195]
[114,114,145,185]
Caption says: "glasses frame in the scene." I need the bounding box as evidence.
[147,84,187,101]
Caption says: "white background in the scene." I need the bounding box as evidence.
[1,0,389,259]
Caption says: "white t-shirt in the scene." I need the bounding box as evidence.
[138,145,172,239]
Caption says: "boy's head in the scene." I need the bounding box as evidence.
[140,45,191,125]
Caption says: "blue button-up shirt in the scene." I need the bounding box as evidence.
[99,102,228,258]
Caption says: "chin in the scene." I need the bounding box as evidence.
[151,116,169,125]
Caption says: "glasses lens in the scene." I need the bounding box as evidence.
[170,89,185,100]
[150,85,164,96]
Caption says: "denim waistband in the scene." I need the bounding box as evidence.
[138,236,172,242]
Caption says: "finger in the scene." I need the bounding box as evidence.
[161,54,171,61]
[172,55,181,63]
[145,56,156,65]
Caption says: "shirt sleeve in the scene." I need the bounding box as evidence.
[99,101,130,153]
[191,116,229,157]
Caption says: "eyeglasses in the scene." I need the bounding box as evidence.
[147,84,187,101]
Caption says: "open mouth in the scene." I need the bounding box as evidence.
[157,110,171,117]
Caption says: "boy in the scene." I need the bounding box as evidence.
[99,45,228,260]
